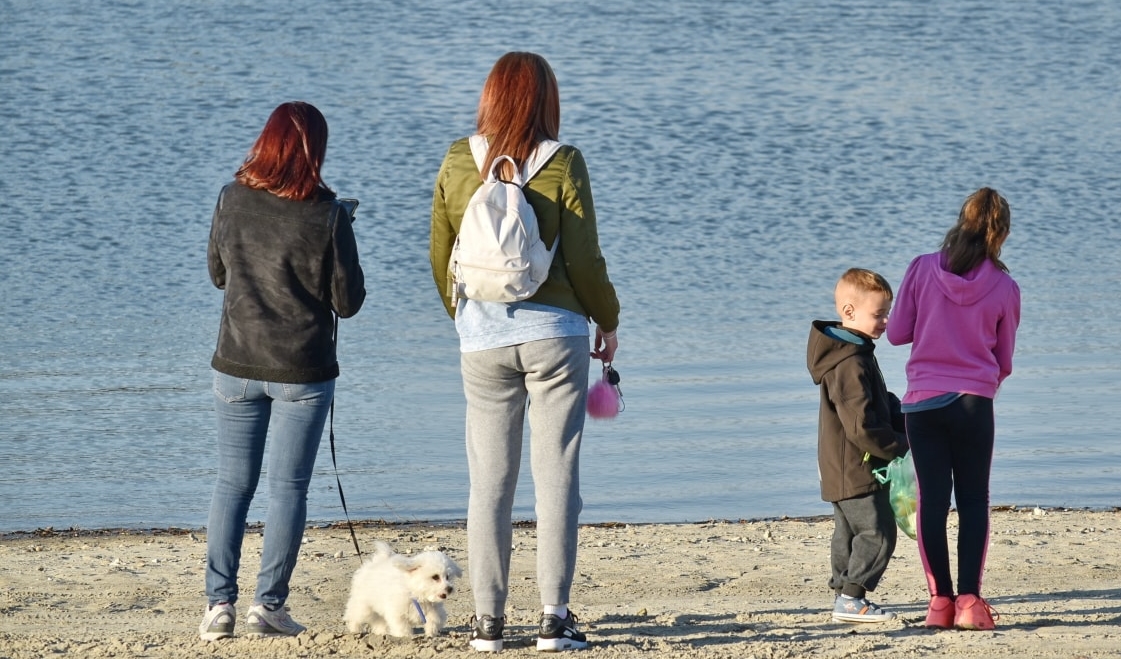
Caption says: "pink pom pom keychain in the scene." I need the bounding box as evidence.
[587,362,624,419]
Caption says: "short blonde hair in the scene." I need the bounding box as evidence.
[834,268,893,315]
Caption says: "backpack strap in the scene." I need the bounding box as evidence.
[523,140,563,182]
[468,135,564,186]
[468,134,490,172]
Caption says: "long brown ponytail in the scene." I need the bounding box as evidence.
[941,187,1011,274]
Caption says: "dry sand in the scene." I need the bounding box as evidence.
[2,507,1119,658]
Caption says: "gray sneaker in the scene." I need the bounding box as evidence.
[832,595,896,623]
[245,603,306,637]
[199,602,236,641]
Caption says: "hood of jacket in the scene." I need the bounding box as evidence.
[930,253,1008,306]
[808,320,876,385]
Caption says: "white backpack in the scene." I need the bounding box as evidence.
[448,135,563,306]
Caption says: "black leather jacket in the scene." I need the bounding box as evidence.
[208,182,366,383]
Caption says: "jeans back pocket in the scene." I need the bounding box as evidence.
[213,373,250,403]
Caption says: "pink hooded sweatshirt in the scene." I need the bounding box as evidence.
[887,252,1021,403]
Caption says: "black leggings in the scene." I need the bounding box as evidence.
[906,394,994,597]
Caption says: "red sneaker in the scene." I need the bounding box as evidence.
[925,595,955,629]
[954,594,998,630]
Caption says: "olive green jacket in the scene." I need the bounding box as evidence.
[429,137,619,332]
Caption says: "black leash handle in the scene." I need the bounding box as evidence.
[330,313,363,560]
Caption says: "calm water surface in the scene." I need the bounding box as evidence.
[1,0,1119,532]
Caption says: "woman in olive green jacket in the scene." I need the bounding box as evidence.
[429,52,619,653]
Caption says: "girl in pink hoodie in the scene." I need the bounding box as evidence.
[887,188,1021,632]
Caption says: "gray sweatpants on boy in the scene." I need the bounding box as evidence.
[460,335,589,617]
[829,489,897,598]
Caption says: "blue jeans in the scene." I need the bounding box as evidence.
[204,372,334,607]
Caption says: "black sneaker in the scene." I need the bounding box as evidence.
[469,614,504,652]
[537,611,588,652]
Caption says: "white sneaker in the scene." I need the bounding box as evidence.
[245,603,306,637]
[199,602,236,641]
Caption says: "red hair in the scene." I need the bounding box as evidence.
[235,101,332,201]
[476,52,561,180]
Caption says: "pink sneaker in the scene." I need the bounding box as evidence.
[925,595,955,629]
[954,594,998,631]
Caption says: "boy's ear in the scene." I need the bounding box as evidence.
[841,302,855,320]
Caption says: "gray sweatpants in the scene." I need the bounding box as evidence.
[460,335,589,616]
[829,489,898,598]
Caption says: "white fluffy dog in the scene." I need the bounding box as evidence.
[343,541,462,638]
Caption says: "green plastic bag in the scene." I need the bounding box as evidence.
[873,452,917,540]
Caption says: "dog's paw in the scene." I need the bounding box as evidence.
[343,614,366,635]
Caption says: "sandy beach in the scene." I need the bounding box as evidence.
[2,507,1119,658]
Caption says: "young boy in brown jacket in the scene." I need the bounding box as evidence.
[807,268,908,623]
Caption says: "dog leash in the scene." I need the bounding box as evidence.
[330,313,364,560]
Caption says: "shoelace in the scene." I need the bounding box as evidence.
[544,612,579,632]
[960,596,1001,624]
[976,598,1001,622]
